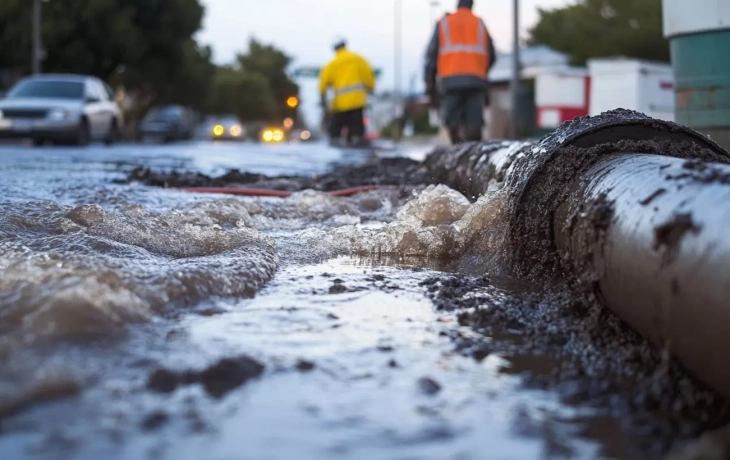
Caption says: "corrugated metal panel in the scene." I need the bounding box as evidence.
[672,29,730,151]
[663,0,730,37]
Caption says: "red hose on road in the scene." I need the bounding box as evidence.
[329,185,385,196]
[179,185,388,198]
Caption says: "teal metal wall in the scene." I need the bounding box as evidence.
[671,29,730,151]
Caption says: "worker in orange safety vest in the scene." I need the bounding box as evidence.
[424,0,497,144]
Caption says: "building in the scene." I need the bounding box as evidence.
[588,58,674,121]
[486,46,571,139]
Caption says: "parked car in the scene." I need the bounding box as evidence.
[208,114,246,141]
[0,74,122,146]
[138,105,195,143]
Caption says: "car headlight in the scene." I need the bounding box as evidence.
[212,124,225,136]
[48,109,73,121]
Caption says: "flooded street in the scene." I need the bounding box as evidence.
[0,140,725,460]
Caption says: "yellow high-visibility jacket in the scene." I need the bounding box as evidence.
[319,48,375,113]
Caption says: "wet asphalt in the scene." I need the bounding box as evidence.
[0,138,724,460]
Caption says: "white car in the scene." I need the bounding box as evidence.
[0,74,123,146]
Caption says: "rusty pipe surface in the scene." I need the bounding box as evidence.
[554,154,730,400]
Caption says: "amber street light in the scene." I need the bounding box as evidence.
[286,96,299,108]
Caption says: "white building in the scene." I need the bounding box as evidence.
[588,58,674,121]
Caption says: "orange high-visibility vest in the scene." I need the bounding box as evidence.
[437,9,490,79]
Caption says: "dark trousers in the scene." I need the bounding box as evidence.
[328,108,365,142]
[440,89,485,144]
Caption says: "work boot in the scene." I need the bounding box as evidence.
[447,126,462,145]
[464,125,483,142]
[348,136,370,148]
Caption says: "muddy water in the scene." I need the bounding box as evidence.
[0,140,721,459]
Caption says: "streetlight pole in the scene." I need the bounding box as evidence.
[430,0,440,25]
[392,0,403,143]
[32,0,43,74]
[509,0,521,139]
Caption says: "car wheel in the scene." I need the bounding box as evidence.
[75,119,90,147]
[104,118,119,146]
[32,138,45,147]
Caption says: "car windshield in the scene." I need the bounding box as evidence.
[212,116,239,125]
[7,80,85,99]
[145,106,183,121]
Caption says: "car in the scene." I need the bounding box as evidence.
[0,74,123,146]
[208,114,245,141]
[138,105,195,143]
[288,128,313,142]
[260,126,285,143]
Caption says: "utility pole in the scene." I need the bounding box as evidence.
[429,0,440,25]
[392,0,403,143]
[509,0,521,139]
[31,0,43,74]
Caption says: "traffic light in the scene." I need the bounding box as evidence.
[286,96,299,108]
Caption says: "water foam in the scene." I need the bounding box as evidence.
[0,200,277,348]
[292,184,512,274]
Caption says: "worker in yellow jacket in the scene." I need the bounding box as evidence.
[319,38,375,147]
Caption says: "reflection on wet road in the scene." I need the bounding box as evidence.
[0,259,600,460]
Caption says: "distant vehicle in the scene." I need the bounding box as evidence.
[0,74,122,146]
[208,114,245,141]
[138,105,195,143]
[261,126,285,144]
[289,128,313,142]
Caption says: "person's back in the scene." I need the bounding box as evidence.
[424,0,497,144]
[319,40,375,146]
[320,48,374,113]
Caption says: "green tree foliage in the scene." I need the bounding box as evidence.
[528,0,669,66]
[0,0,207,119]
[237,39,299,120]
[206,66,276,122]
[0,1,298,124]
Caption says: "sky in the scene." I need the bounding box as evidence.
[197,0,572,127]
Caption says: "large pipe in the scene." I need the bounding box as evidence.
[423,109,730,399]
[555,154,730,400]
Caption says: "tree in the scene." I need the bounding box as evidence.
[205,66,277,122]
[159,42,216,110]
[0,0,208,110]
[237,39,299,120]
[528,0,668,66]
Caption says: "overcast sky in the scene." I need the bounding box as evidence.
[197,0,571,126]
